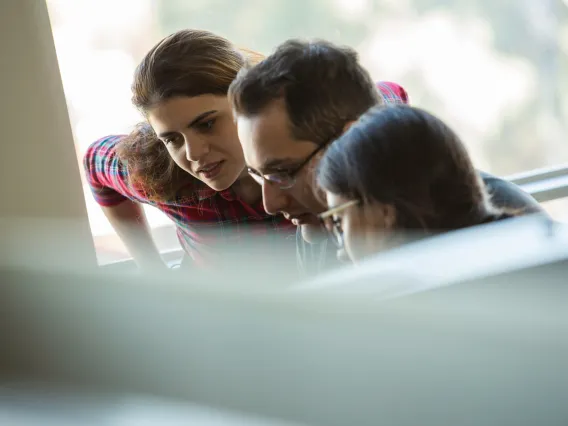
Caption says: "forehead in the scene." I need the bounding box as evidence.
[236,100,310,169]
[147,95,228,131]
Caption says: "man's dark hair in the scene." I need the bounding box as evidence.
[228,39,382,145]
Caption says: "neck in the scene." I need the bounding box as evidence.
[232,172,262,205]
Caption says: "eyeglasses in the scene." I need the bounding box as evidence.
[247,143,328,190]
[317,199,360,247]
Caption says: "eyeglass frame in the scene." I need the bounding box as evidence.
[247,142,329,190]
[317,199,360,248]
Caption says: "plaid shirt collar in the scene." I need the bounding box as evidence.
[195,186,236,201]
[172,181,237,204]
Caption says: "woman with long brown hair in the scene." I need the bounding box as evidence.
[84,30,295,270]
[84,30,408,270]
[316,105,523,263]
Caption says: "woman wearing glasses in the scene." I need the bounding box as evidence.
[316,105,522,263]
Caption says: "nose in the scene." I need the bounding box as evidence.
[184,136,210,162]
[262,181,289,216]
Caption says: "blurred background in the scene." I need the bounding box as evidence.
[45,0,568,264]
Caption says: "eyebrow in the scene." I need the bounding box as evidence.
[157,110,217,138]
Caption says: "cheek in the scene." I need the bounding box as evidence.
[165,144,184,164]
[342,215,363,262]
[343,213,385,262]
[290,172,325,212]
[165,145,195,175]
[288,184,320,212]
[216,121,245,161]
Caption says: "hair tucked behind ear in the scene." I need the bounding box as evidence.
[317,105,517,233]
[116,29,264,201]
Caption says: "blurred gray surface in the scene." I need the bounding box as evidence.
[0,264,566,426]
[296,214,568,298]
[0,387,301,425]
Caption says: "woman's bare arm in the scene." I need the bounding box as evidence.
[102,200,167,271]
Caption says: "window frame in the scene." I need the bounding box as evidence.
[508,164,568,203]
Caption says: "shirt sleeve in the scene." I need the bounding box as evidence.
[376,81,410,105]
[83,135,134,207]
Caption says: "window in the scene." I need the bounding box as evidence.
[46,0,568,264]
[542,198,568,222]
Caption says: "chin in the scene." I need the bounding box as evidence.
[206,179,232,191]
[205,171,240,192]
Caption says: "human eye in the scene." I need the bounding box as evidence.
[267,163,298,178]
[162,134,182,145]
[265,170,293,184]
[320,214,341,234]
[269,169,290,178]
[196,117,216,132]
[331,215,343,229]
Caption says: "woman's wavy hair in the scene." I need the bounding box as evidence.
[317,105,516,234]
[116,29,264,201]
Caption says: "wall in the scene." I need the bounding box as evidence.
[0,0,96,270]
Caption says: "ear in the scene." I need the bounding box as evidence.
[342,120,356,135]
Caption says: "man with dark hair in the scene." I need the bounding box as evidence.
[229,39,543,276]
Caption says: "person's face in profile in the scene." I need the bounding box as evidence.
[320,191,397,263]
[236,99,328,243]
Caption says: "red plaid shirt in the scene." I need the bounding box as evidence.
[84,81,408,264]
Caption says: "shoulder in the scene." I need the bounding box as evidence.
[376,81,410,105]
[83,135,132,194]
[479,170,544,214]
[84,135,126,166]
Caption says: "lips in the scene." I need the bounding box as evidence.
[197,161,224,179]
[197,161,222,173]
